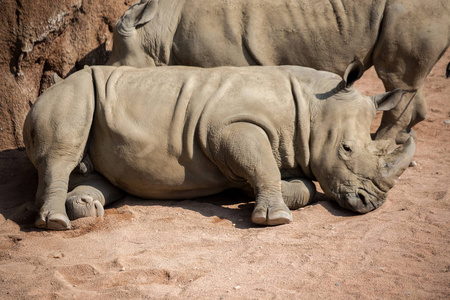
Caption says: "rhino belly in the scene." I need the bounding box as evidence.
[88,130,231,200]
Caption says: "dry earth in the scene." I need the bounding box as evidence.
[0,11,449,300]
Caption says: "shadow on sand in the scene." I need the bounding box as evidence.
[0,147,356,232]
[0,148,38,231]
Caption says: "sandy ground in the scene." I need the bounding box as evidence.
[0,50,449,299]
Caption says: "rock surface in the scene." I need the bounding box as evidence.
[0,0,133,150]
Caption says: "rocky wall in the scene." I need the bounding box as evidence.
[0,0,133,150]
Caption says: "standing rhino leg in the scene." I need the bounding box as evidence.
[281,178,316,210]
[374,87,425,143]
[371,3,449,142]
[212,123,292,226]
[66,170,126,220]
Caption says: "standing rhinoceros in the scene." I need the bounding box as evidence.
[106,0,450,143]
[23,61,415,230]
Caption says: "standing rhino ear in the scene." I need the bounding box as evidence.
[343,59,365,87]
[119,0,159,33]
[371,89,409,111]
[134,0,159,27]
[52,73,63,84]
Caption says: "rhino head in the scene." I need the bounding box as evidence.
[307,60,415,213]
[107,0,160,67]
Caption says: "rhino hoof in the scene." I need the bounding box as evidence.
[66,195,104,220]
[35,212,71,230]
[251,208,293,226]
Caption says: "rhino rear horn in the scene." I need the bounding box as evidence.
[381,136,415,181]
[119,0,159,33]
[371,89,410,111]
[343,59,364,87]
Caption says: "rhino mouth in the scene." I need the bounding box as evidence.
[339,189,386,214]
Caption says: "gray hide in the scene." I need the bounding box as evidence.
[107,0,450,143]
[23,63,415,230]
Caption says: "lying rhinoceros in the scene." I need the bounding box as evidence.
[23,61,415,230]
[107,0,450,143]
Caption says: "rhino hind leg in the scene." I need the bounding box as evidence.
[66,170,126,220]
[212,123,292,226]
[30,124,92,230]
[33,160,79,230]
[281,178,316,209]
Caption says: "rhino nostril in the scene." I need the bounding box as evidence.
[358,192,367,205]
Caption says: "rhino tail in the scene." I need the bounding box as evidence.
[116,0,159,36]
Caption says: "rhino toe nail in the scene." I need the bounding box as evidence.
[93,200,104,217]
[251,209,268,225]
[267,210,293,226]
[34,216,47,229]
[47,213,71,231]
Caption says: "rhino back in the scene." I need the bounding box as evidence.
[88,66,302,199]
[170,0,386,72]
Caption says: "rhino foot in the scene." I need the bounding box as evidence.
[251,201,293,226]
[35,212,71,230]
[66,194,104,220]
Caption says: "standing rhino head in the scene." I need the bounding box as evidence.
[107,0,162,67]
[307,60,415,213]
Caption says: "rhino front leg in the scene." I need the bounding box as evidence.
[66,171,125,220]
[281,178,316,209]
[213,123,292,226]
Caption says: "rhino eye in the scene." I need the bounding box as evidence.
[342,144,352,152]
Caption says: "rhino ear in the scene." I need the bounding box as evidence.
[371,89,409,111]
[343,59,365,87]
[120,0,159,31]
[134,0,159,27]
[52,73,63,84]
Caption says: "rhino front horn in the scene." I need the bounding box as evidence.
[381,137,415,182]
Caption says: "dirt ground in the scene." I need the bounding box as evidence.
[0,50,449,299]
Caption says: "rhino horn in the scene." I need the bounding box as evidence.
[379,136,415,185]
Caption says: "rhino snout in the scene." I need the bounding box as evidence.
[340,190,385,214]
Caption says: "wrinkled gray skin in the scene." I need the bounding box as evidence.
[107,0,450,143]
[23,62,415,230]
